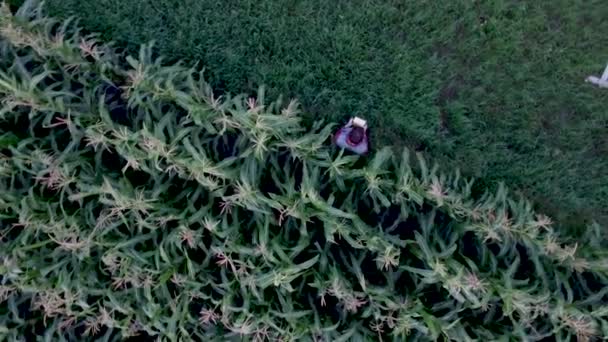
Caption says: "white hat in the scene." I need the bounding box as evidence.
[351,117,368,129]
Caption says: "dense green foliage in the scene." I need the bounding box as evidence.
[1,3,607,341]
[30,0,608,232]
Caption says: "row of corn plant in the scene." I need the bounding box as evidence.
[0,2,606,341]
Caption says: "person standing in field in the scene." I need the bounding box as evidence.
[334,117,369,155]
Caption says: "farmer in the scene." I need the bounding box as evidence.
[334,117,369,155]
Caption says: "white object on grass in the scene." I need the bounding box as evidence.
[586,62,608,88]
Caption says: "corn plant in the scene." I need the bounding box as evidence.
[0,2,607,341]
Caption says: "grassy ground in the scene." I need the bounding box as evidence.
[14,0,608,234]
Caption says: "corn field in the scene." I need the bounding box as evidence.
[0,2,607,341]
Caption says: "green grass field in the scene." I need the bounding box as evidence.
[25,0,608,233]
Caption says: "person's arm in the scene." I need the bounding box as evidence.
[349,139,369,155]
[333,128,343,144]
[345,118,354,128]
[363,128,370,155]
